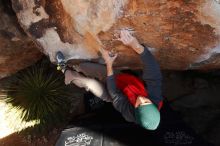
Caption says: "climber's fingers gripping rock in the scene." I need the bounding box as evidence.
[118,30,144,54]
[100,48,118,66]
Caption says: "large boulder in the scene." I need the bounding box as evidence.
[0,0,42,78]
[11,0,220,70]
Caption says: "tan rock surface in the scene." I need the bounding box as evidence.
[11,0,220,70]
[0,0,42,78]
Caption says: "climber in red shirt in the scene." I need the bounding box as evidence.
[101,30,163,130]
[56,30,163,130]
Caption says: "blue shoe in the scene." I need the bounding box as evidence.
[56,51,66,71]
[56,51,65,64]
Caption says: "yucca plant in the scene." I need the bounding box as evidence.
[5,59,72,133]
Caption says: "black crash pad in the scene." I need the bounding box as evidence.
[56,100,214,146]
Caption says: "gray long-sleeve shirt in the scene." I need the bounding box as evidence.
[106,46,163,122]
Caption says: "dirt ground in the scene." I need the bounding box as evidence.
[0,128,62,146]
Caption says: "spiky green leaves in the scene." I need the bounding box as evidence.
[5,60,72,131]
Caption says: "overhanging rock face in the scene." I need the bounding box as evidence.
[12,0,220,70]
[0,0,42,78]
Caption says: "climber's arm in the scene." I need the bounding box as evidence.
[140,46,163,106]
[118,30,163,107]
[100,48,136,122]
[106,74,135,122]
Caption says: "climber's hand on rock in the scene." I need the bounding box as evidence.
[100,48,118,66]
[118,29,138,48]
[118,29,144,54]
